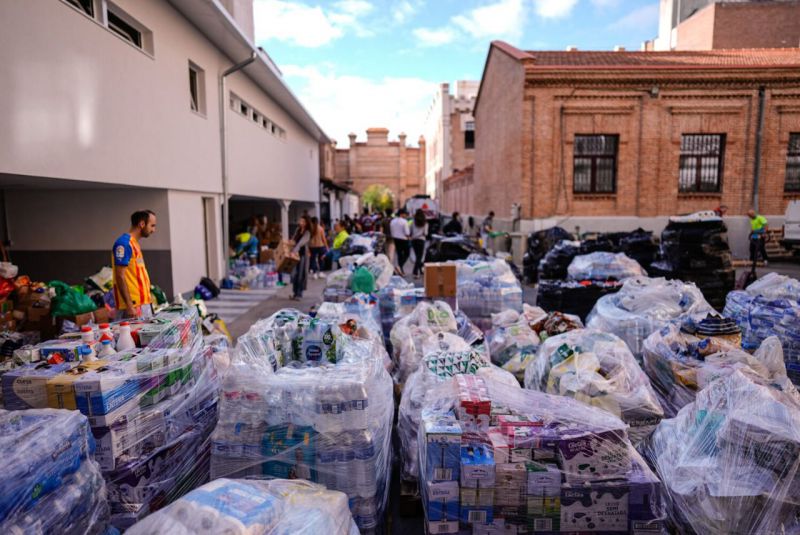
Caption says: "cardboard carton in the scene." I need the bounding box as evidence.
[424,263,457,298]
[258,246,274,265]
[274,240,300,274]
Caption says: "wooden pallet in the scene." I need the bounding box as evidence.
[765,229,793,260]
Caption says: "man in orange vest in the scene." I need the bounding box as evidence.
[113,210,156,318]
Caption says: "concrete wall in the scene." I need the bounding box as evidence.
[167,190,221,297]
[0,0,320,203]
[4,187,175,295]
[675,3,716,50]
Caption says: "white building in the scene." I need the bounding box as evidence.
[0,0,328,297]
[422,81,478,201]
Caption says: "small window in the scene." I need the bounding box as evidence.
[240,102,249,116]
[679,134,725,193]
[65,0,94,17]
[262,117,268,129]
[464,121,475,150]
[573,135,618,193]
[106,3,152,54]
[188,62,205,114]
[786,133,800,192]
[229,95,238,111]
[252,111,260,123]
[271,123,277,134]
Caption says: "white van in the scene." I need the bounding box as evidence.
[781,200,800,254]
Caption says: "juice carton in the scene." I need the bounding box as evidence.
[460,442,495,488]
[423,412,462,482]
[557,428,630,483]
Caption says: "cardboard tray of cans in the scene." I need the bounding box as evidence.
[416,374,667,534]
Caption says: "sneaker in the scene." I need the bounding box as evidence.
[277,281,286,287]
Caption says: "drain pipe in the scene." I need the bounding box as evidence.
[752,86,766,212]
[219,52,257,268]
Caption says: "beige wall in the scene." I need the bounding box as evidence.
[167,190,222,296]
[0,0,320,203]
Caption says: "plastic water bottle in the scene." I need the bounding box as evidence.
[98,339,116,358]
[348,383,369,430]
[353,430,377,498]
[316,434,338,489]
[336,433,356,497]
[116,322,136,351]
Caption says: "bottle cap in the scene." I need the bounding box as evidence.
[100,333,113,342]
[101,339,111,345]
[81,326,93,332]
[120,322,130,327]
[100,323,110,329]
[79,345,93,355]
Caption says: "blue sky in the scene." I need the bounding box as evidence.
[253,0,660,145]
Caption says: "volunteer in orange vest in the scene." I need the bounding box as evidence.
[113,210,156,318]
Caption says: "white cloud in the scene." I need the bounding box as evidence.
[253,0,375,47]
[452,0,526,40]
[413,26,458,47]
[608,3,659,30]
[393,0,418,23]
[532,0,579,19]
[590,0,621,7]
[282,65,436,147]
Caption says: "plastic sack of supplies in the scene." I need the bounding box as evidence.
[567,251,647,281]
[398,332,519,483]
[724,272,800,385]
[126,478,359,535]
[642,322,797,418]
[377,276,422,347]
[210,308,394,533]
[0,409,110,534]
[454,255,523,332]
[416,373,666,534]
[523,329,664,444]
[390,300,484,388]
[644,368,800,534]
[587,277,714,360]
[325,253,394,298]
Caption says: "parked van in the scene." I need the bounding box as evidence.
[781,200,800,255]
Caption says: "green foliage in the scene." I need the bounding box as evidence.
[361,184,394,211]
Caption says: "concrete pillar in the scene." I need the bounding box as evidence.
[314,202,320,219]
[281,199,292,241]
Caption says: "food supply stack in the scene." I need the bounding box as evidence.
[126,478,359,534]
[724,272,800,385]
[0,409,110,533]
[537,252,646,321]
[648,213,735,310]
[324,253,395,303]
[0,306,221,530]
[210,309,393,533]
[451,256,523,332]
[378,276,424,349]
[417,374,665,534]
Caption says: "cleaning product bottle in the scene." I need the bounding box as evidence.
[79,344,97,362]
[116,321,136,351]
[98,339,116,358]
[99,323,113,346]
[80,326,95,345]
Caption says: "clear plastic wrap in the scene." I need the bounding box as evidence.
[642,323,798,417]
[587,277,714,360]
[376,276,421,347]
[389,300,484,388]
[416,373,666,534]
[523,329,664,444]
[567,252,647,281]
[644,368,800,534]
[0,306,223,530]
[0,408,110,534]
[324,253,395,298]
[126,478,359,535]
[397,333,519,483]
[341,232,386,257]
[454,255,523,332]
[210,308,394,533]
[724,272,800,385]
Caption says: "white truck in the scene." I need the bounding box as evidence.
[781,200,800,255]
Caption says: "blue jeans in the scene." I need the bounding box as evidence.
[310,246,326,273]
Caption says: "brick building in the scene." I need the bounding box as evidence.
[332,128,425,208]
[470,41,800,254]
[648,0,800,51]
[422,81,478,203]
[442,164,475,216]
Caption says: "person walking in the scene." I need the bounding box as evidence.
[113,210,156,319]
[390,209,411,275]
[747,209,770,266]
[309,216,328,279]
[291,215,311,300]
[411,209,428,279]
[443,211,463,234]
[382,208,395,265]
[481,211,495,252]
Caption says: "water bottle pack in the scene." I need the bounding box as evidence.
[210,308,393,533]
[724,273,800,385]
[226,261,278,290]
[566,251,647,281]
[0,408,110,533]
[453,255,523,332]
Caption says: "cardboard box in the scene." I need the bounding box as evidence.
[424,263,457,298]
[425,481,459,522]
[423,412,462,482]
[274,240,300,274]
[2,362,73,410]
[258,247,274,264]
[93,307,113,324]
[46,360,109,409]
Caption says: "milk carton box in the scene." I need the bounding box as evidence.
[460,443,496,489]
[2,362,72,410]
[557,427,630,483]
[525,462,561,496]
[456,375,491,433]
[526,494,561,533]
[425,480,459,521]
[73,361,142,415]
[495,463,526,507]
[37,339,83,363]
[92,410,167,471]
[46,361,108,410]
[424,412,462,482]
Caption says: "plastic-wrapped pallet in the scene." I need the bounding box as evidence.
[377,276,422,347]
[523,329,664,444]
[644,368,800,534]
[536,279,623,321]
[416,373,666,534]
[642,323,796,417]
[453,255,523,332]
[587,277,714,360]
[724,272,800,385]
[0,408,110,534]
[389,301,484,388]
[567,252,647,281]
[127,478,359,535]
[210,309,394,534]
[397,334,519,483]
[324,253,395,300]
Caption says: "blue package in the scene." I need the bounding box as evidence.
[423,412,462,482]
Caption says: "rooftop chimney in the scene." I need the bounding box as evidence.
[614,45,626,52]
[566,45,578,52]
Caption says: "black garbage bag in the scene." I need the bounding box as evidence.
[536,279,623,321]
[522,227,573,282]
[425,234,486,263]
